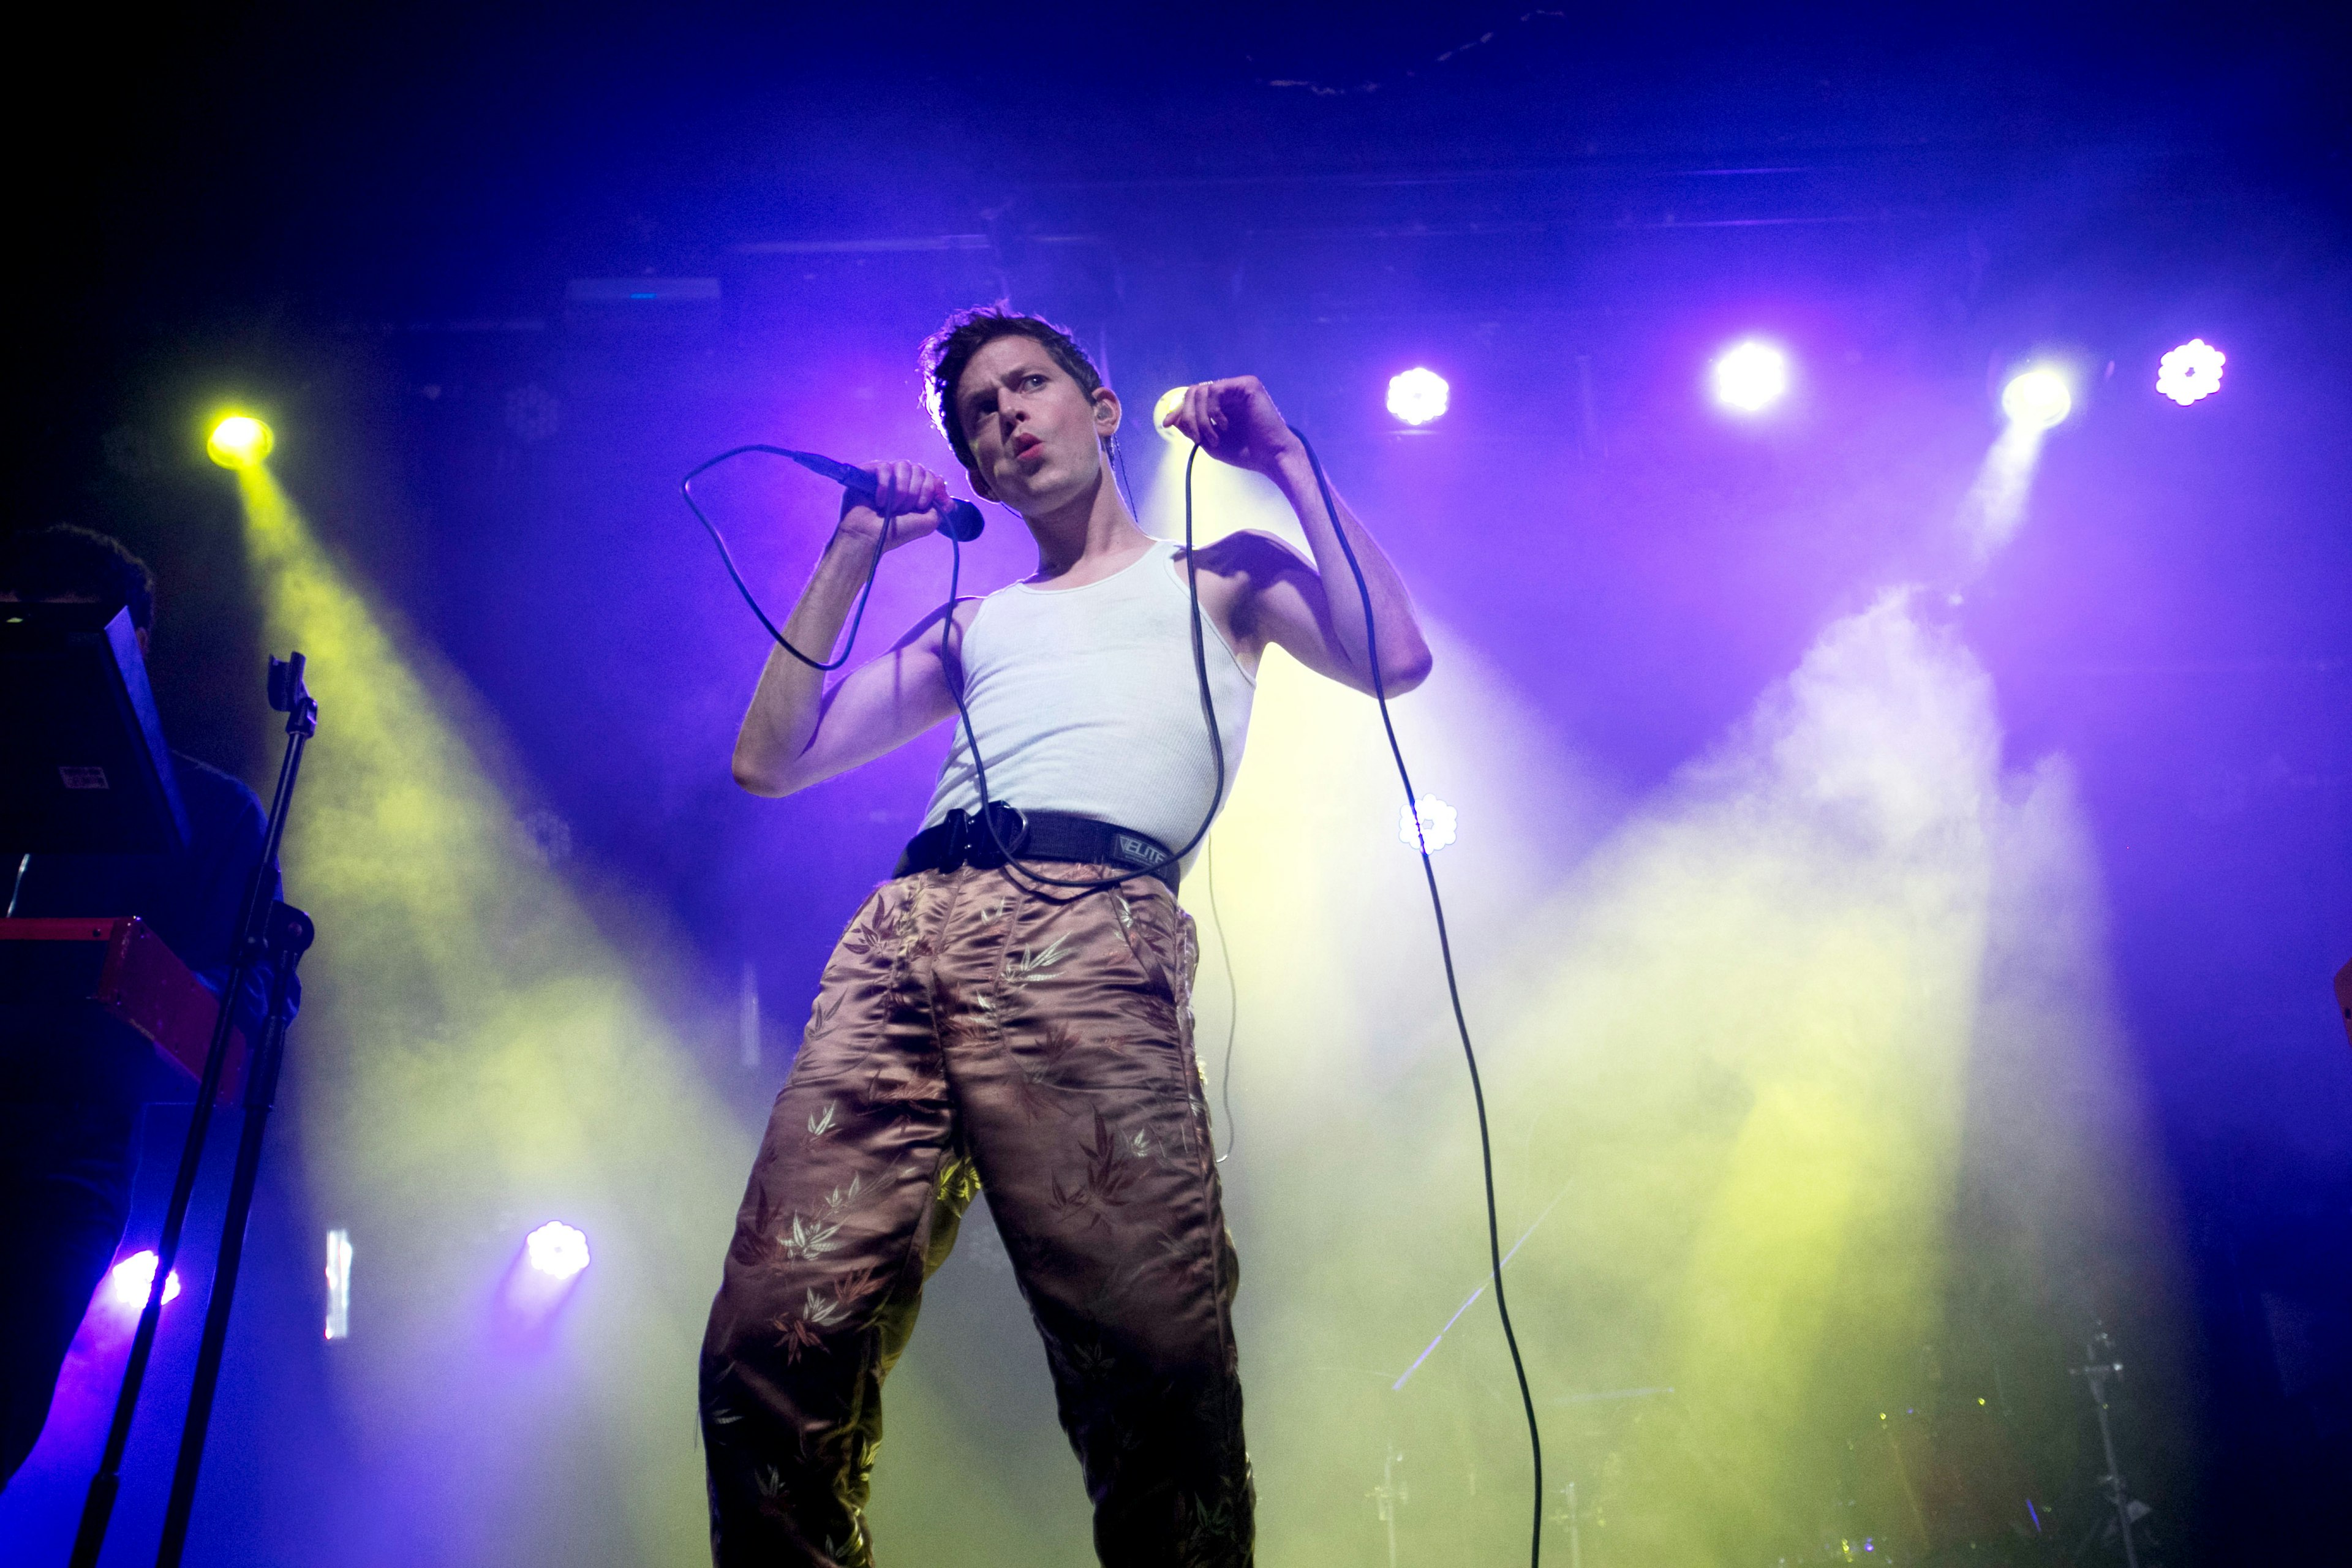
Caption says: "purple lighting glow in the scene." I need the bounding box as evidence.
[106,1251,182,1310]
[2157,339,2225,405]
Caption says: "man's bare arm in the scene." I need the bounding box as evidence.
[1165,378,1433,696]
[732,461,960,796]
[741,603,970,796]
[1260,466,1430,695]
[1188,527,1425,697]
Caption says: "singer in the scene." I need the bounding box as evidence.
[699,307,1431,1567]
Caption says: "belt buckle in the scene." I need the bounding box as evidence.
[940,809,970,870]
[979,801,1028,863]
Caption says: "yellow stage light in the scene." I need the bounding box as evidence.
[207,414,275,469]
[2000,368,2071,430]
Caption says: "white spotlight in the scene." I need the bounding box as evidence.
[525,1221,592,1281]
[1398,797,1457,852]
[1711,340,1790,413]
[107,1251,182,1310]
[2157,339,2225,405]
[1386,368,1450,426]
[1153,387,1189,443]
[2001,368,2072,429]
[325,1228,353,1340]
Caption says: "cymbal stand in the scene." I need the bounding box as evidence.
[2068,1327,2144,1568]
[1369,1442,1408,1568]
[1550,1479,1582,1568]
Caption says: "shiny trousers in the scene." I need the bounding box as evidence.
[701,864,1252,1567]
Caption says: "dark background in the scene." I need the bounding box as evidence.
[9,3,2349,1562]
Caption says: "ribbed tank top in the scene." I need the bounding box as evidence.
[921,538,1255,856]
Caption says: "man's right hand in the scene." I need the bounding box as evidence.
[737,458,965,797]
[838,460,954,551]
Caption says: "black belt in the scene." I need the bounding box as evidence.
[893,804,1180,893]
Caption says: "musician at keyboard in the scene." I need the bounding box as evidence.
[1,525,299,1485]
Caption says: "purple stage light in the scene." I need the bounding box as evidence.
[107,1251,182,1310]
[525,1221,592,1280]
[1711,340,1789,413]
[2156,339,2225,405]
[1386,368,1449,426]
[1399,797,1458,852]
[494,1222,592,1349]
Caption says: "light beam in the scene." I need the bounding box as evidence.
[229,460,745,1558]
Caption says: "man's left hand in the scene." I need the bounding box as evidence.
[1162,376,1304,478]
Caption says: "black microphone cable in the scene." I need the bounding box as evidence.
[1283,424,1545,1568]
[680,445,898,671]
[934,443,1224,894]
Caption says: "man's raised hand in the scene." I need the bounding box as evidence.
[1161,376,1305,478]
[839,459,953,551]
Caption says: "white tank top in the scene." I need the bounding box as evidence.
[920,538,1255,855]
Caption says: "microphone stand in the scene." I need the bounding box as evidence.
[71,654,320,1568]
[154,897,312,1566]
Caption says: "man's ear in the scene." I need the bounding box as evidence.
[1091,386,1123,442]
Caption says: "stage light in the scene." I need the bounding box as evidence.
[1153,387,1189,443]
[2157,339,2225,405]
[2000,368,2071,429]
[1386,368,1449,426]
[1398,797,1457,852]
[206,414,274,469]
[525,1221,592,1280]
[1711,340,1790,413]
[107,1250,182,1310]
[325,1227,353,1340]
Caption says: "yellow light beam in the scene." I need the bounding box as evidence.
[1131,448,2173,1559]
[234,464,750,1562]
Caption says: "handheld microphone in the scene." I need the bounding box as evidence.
[775,448,986,541]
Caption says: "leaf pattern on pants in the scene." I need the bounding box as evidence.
[699,864,1252,1567]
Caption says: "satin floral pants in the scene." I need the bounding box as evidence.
[701,863,1253,1567]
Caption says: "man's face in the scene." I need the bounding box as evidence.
[954,335,1120,514]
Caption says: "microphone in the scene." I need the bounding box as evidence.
[775,448,986,541]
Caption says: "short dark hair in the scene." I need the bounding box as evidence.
[922,305,1107,469]
[0,524,157,631]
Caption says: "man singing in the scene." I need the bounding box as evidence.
[699,307,1431,1567]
